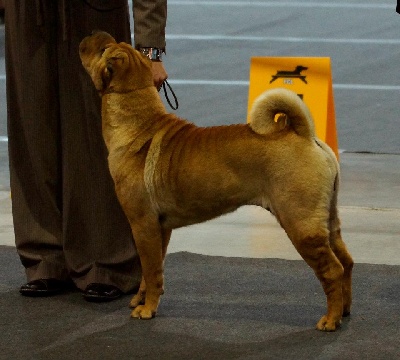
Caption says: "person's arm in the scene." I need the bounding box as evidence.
[133,0,168,88]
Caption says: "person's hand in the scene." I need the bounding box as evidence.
[152,61,168,90]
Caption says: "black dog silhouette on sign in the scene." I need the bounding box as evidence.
[270,65,308,84]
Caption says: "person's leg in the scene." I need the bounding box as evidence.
[57,0,141,294]
[5,0,68,287]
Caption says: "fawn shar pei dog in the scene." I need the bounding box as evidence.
[79,31,353,331]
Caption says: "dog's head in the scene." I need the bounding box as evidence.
[79,30,154,94]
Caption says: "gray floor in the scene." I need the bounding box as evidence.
[1,249,400,360]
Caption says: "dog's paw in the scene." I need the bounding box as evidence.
[316,315,341,332]
[131,305,156,320]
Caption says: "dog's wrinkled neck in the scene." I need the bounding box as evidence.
[101,87,167,141]
[101,88,135,96]
[101,84,153,96]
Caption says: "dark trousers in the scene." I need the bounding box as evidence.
[5,0,141,292]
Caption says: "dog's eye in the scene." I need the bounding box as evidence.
[106,64,114,74]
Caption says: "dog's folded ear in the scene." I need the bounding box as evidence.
[89,48,129,93]
[89,60,109,92]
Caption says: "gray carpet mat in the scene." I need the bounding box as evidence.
[1,246,399,360]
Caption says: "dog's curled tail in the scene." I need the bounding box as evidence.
[248,88,315,138]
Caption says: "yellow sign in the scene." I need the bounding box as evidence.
[247,57,338,157]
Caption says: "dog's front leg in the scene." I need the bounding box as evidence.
[129,217,165,319]
[129,276,146,309]
[129,228,172,311]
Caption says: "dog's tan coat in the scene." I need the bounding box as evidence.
[79,31,353,331]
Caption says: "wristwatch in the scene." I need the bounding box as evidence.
[139,47,163,62]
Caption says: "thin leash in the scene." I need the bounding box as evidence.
[159,80,179,110]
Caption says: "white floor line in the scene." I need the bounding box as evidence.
[168,79,400,91]
[168,1,393,10]
[1,75,399,91]
[166,34,400,45]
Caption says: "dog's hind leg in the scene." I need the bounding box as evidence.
[328,205,354,317]
[284,217,345,331]
[128,216,165,319]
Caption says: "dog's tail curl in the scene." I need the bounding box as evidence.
[248,88,315,138]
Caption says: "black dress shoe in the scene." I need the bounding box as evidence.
[83,283,123,302]
[19,279,69,297]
